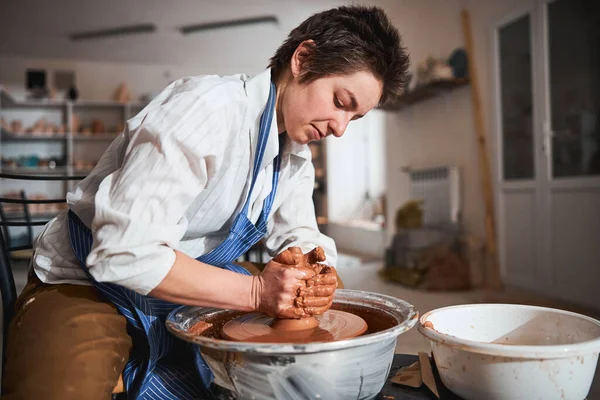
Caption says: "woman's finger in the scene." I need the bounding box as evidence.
[306,273,337,287]
[298,285,336,297]
[295,295,332,308]
[305,247,326,264]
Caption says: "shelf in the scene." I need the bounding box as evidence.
[3,166,94,175]
[0,88,145,110]
[73,168,94,174]
[72,133,119,141]
[72,101,145,109]
[0,88,66,110]
[379,78,470,111]
[0,166,69,175]
[1,131,67,142]
[0,130,119,141]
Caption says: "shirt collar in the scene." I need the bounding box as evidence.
[244,69,312,166]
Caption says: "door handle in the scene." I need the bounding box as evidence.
[542,122,554,157]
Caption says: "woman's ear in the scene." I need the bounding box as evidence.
[290,40,316,79]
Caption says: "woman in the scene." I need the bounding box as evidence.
[2,5,409,399]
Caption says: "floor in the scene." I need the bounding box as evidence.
[3,254,600,398]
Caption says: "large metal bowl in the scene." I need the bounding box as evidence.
[166,289,418,400]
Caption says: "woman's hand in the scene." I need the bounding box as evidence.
[252,258,316,318]
[263,246,338,318]
[148,248,337,318]
[298,264,338,315]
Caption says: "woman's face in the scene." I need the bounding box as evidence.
[277,54,383,145]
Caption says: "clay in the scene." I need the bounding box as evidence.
[270,316,319,331]
[91,119,105,134]
[188,302,395,344]
[391,361,422,388]
[419,352,439,398]
[273,246,326,265]
[189,321,213,335]
[254,246,338,332]
[11,120,23,134]
[113,82,131,103]
[423,321,435,329]
[221,310,367,343]
[332,303,396,335]
[71,115,81,133]
[114,122,125,134]
[218,247,369,343]
[273,246,336,318]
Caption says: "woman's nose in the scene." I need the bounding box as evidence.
[329,113,352,138]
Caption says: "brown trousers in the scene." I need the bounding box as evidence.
[2,262,342,399]
[2,269,132,399]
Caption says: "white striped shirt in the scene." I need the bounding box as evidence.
[32,69,337,295]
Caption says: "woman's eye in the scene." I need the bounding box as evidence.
[334,97,343,108]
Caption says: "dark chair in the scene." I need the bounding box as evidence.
[0,170,92,395]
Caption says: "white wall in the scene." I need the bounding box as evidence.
[326,109,386,223]
[0,0,528,255]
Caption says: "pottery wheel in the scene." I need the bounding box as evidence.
[221,310,368,343]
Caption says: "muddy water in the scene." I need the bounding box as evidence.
[187,303,398,344]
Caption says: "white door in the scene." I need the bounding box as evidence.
[496,0,600,309]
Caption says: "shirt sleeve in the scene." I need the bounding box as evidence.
[264,160,338,266]
[85,78,242,294]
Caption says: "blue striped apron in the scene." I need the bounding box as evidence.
[67,82,281,399]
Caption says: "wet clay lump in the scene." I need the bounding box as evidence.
[221,247,368,343]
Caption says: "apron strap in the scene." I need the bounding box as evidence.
[240,81,277,217]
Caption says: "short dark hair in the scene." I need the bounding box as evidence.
[269,5,409,106]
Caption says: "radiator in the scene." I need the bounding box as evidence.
[407,165,461,226]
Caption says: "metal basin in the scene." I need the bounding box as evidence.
[166,289,418,400]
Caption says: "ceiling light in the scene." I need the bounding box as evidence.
[70,24,156,41]
[179,16,278,35]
